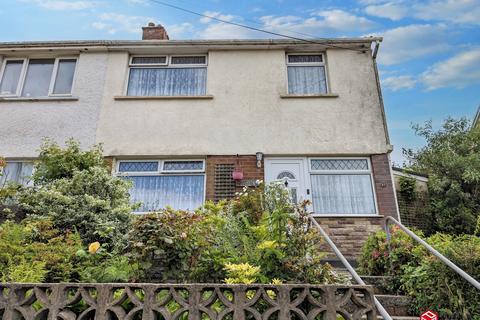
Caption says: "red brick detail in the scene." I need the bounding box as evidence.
[315,216,384,260]
[206,155,264,201]
[371,154,398,219]
[142,23,169,40]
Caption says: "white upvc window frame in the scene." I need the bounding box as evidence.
[126,54,208,96]
[115,159,206,214]
[116,159,205,176]
[307,157,379,216]
[285,53,330,94]
[0,57,78,97]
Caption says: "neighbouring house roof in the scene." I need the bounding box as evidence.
[473,105,480,130]
[392,166,429,181]
[0,38,383,53]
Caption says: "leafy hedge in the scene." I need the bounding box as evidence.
[358,228,480,320]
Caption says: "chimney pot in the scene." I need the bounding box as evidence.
[142,22,169,40]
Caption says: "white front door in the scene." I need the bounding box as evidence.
[264,158,309,205]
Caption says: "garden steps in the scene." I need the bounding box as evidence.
[332,271,414,318]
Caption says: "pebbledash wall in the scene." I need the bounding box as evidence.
[0,52,108,158]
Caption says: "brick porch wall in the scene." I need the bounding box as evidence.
[371,154,398,219]
[315,216,384,260]
[205,155,264,201]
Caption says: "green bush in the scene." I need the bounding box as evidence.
[359,228,480,319]
[358,225,421,293]
[76,242,141,283]
[18,139,135,248]
[128,182,336,284]
[401,234,480,320]
[0,219,83,282]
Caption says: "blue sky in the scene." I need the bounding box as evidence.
[1,0,479,164]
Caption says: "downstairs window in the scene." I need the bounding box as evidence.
[0,161,34,186]
[116,160,205,212]
[309,159,376,215]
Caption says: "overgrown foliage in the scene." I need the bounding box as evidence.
[403,118,480,234]
[359,229,480,319]
[0,219,83,282]
[17,139,136,248]
[128,182,337,284]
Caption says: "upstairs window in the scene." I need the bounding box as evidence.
[0,58,77,97]
[116,159,205,212]
[286,54,327,95]
[127,55,207,96]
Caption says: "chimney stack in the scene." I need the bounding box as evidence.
[142,22,169,40]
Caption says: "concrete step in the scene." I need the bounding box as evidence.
[361,275,393,294]
[375,294,412,317]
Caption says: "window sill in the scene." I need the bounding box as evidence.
[0,96,79,102]
[114,95,214,100]
[280,93,339,98]
[311,214,383,218]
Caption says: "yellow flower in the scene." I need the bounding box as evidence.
[88,242,101,254]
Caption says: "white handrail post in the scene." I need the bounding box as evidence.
[308,215,393,320]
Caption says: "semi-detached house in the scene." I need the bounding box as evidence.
[0,23,399,258]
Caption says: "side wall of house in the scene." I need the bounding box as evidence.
[0,52,108,158]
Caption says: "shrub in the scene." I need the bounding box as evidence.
[127,208,211,282]
[401,234,480,320]
[359,228,480,319]
[358,226,421,293]
[128,182,336,284]
[76,242,141,283]
[0,219,83,283]
[18,139,135,248]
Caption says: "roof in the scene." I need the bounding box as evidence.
[392,166,429,180]
[0,38,382,53]
[473,105,480,129]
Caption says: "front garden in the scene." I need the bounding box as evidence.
[0,139,340,285]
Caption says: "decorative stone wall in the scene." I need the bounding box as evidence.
[205,155,264,202]
[0,283,377,320]
[315,216,384,261]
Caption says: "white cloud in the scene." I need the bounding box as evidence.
[382,75,417,91]
[421,48,480,90]
[92,13,154,34]
[373,24,451,65]
[362,0,480,25]
[24,0,96,10]
[199,11,235,24]
[365,3,408,20]
[260,10,376,36]
[92,13,193,38]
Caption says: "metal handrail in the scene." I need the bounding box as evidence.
[308,215,393,320]
[385,216,480,290]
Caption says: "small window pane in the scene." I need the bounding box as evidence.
[311,159,369,171]
[0,162,34,186]
[287,66,327,95]
[118,161,159,172]
[53,59,76,94]
[125,175,205,212]
[288,55,323,63]
[21,59,55,97]
[131,56,167,65]
[311,174,375,214]
[171,56,206,65]
[0,60,23,95]
[163,161,203,171]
